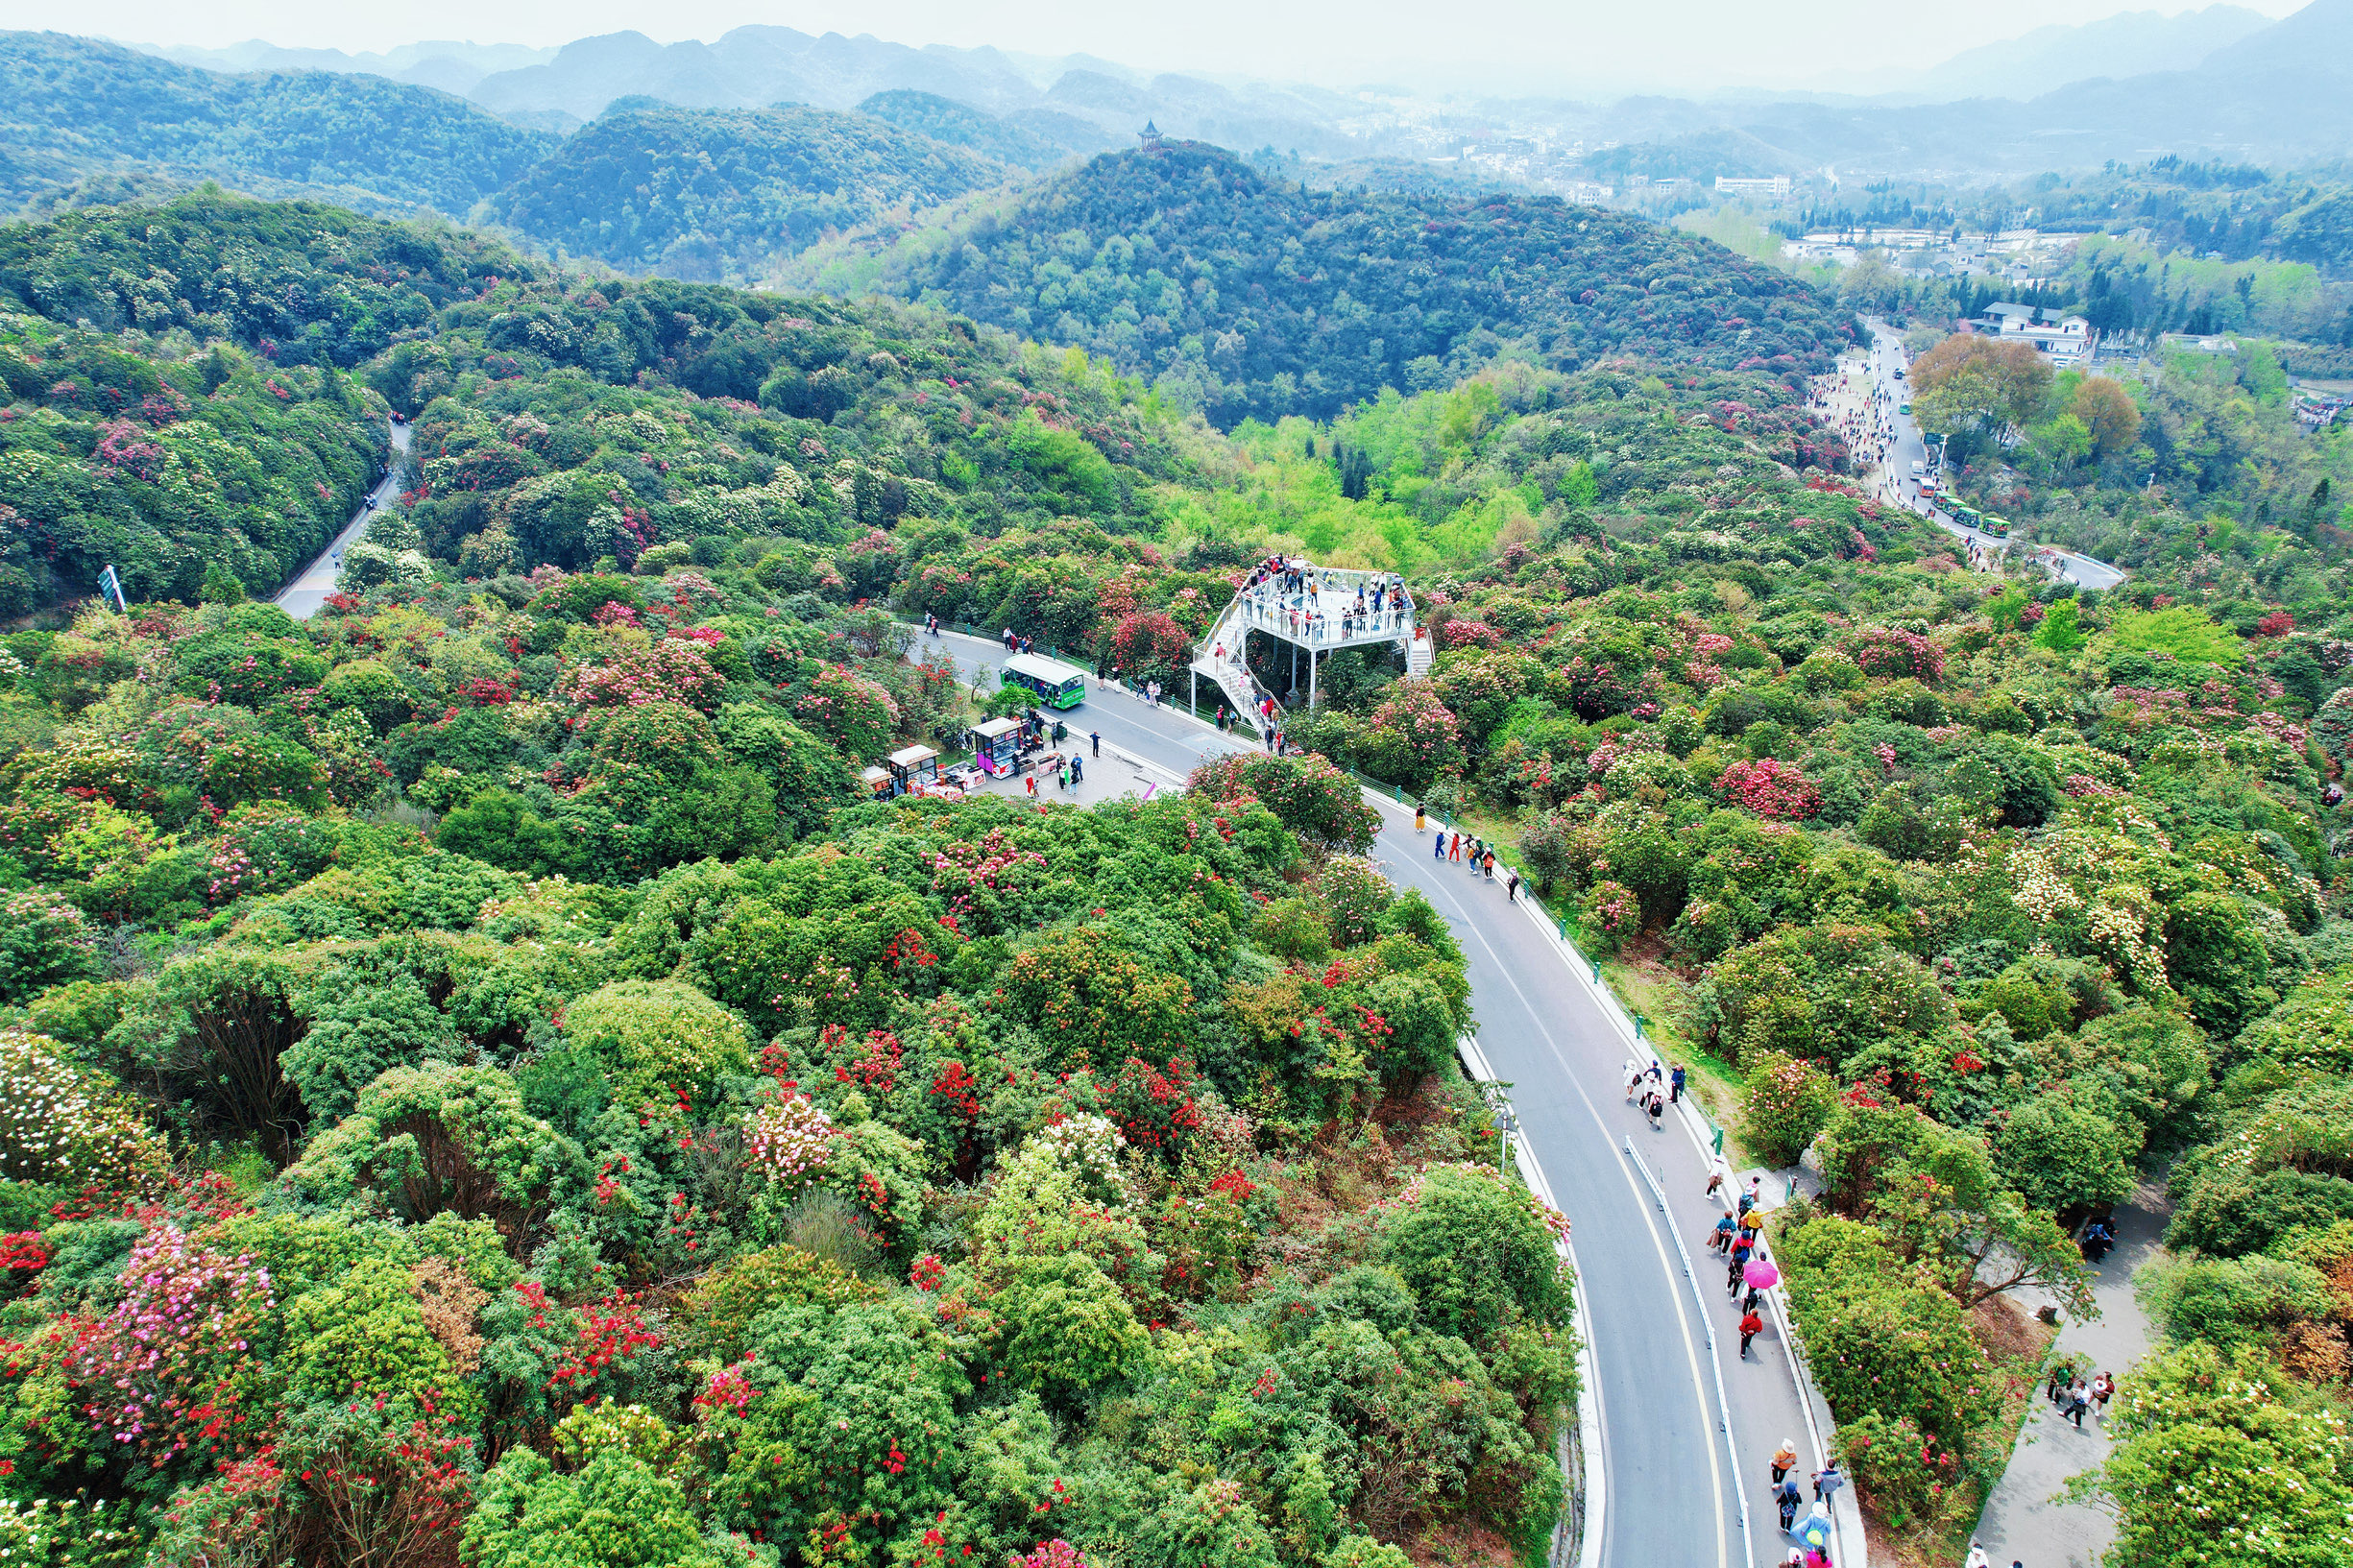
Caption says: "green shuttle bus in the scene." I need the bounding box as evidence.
[1002,652,1089,710]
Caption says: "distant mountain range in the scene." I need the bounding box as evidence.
[1695,0,2353,175]
[0,0,2344,250]
[1856,5,2272,103]
[133,26,1372,156]
[0,31,554,215]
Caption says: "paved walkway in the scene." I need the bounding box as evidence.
[1969,1183,2170,1568]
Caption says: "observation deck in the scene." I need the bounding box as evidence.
[1189,559,1430,725]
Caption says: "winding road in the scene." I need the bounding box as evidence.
[1859,324,2127,592]
[277,418,411,620]
[927,632,1842,1568]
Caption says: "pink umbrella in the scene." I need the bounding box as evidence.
[1743,1260,1781,1290]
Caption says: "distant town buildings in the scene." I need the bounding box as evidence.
[1713,175,1792,202]
[2294,391,2345,429]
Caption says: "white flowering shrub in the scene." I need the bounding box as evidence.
[0,1494,140,1565]
[740,1094,837,1187]
[0,1028,166,1186]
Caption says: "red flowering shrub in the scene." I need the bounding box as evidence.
[1108,610,1192,688]
[1717,758,1822,820]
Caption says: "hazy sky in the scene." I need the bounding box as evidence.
[18,0,2315,92]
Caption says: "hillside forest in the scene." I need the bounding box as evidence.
[0,119,2347,1568]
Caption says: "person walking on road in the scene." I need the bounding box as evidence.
[1811,1461,1845,1505]
[1448,832,1463,864]
[1506,869,1520,903]
[1414,804,1426,833]
[2092,1370,2115,1420]
[1775,1477,1802,1532]
[1712,1213,1736,1254]
[1434,829,1446,862]
[1738,1308,1763,1359]
[1670,1064,1686,1102]
[1645,1089,1663,1133]
[1770,1438,1798,1484]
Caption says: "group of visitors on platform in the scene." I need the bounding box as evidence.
[1237,557,1411,644]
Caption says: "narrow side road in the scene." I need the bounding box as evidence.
[278,418,410,620]
[1855,324,2127,592]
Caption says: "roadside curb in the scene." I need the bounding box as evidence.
[1459,1035,1606,1568]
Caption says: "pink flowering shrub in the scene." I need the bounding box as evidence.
[1438,619,1502,650]
[93,420,167,482]
[62,1227,277,1472]
[1358,681,1465,790]
[1848,628,1946,684]
[1581,880,1642,954]
[1717,758,1822,820]
[1012,1543,1091,1568]
[792,663,900,760]
[561,639,725,712]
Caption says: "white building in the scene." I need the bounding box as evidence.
[1714,175,1792,202]
[1979,302,2093,364]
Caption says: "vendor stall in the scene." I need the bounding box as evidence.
[886,744,942,795]
[969,717,1023,775]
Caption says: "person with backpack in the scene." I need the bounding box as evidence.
[1810,1461,1845,1504]
[1712,1213,1736,1253]
[1738,1308,1763,1359]
[1645,1090,1663,1133]
[1506,869,1520,902]
[1774,1477,1802,1532]
[1670,1064,1686,1103]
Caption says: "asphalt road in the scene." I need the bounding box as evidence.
[1859,326,2126,593]
[929,630,1824,1568]
[277,418,411,619]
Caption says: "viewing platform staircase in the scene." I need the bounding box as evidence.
[1189,559,1427,725]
